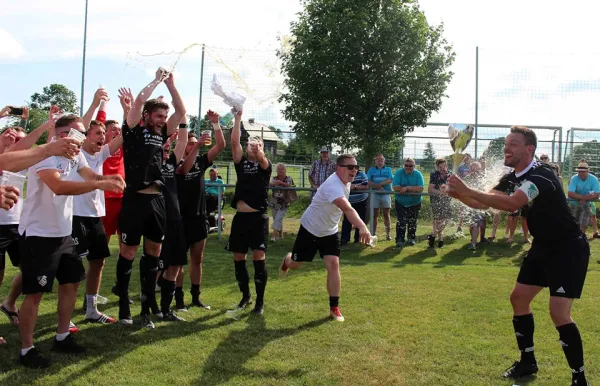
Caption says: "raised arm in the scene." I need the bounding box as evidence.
[108,135,123,155]
[127,68,166,128]
[164,73,187,136]
[173,117,188,164]
[0,138,80,172]
[230,110,243,164]
[206,110,226,163]
[82,87,109,129]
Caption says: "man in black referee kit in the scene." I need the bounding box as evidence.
[117,68,186,328]
[447,125,591,386]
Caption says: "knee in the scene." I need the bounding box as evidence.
[325,258,340,271]
[509,290,527,309]
[119,246,136,259]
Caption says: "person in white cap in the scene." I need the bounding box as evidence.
[567,159,600,237]
[308,146,336,200]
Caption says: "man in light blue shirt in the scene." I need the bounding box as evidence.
[567,160,600,235]
[205,167,225,214]
[366,154,394,240]
[392,157,424,247]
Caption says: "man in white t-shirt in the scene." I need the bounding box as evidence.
[279,154,371,322]
[17,115,124,369]
[72,120,123,323]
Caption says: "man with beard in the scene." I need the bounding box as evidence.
[447,126,591,386]
[116,68,186,328]
[176,110,225,310]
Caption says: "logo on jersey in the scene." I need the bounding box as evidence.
[518,180,539,202]
[37,275,48,287]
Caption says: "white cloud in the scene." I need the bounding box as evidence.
[0,29,26,59]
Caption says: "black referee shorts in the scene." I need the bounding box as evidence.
[517,234,590,299]
[225,212,268,254]
[119,193,166,246]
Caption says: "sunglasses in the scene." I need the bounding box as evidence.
[404,164,415,168]
[339,164,359,170]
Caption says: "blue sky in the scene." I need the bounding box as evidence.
[2,0,600,157]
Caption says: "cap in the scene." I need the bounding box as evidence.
[576,161,590,171]
[319,146,329,153]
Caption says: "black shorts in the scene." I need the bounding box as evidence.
[0,224,20,270]
[72,216,110,261]
[183,215,209,250]
[517,235,590,299]
[225,212,268,254]
[290,224,340,262]
[159,220,187,269]
[20,234,85,294]
[119,193,166,246]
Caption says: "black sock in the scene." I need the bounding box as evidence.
[141,254,159,315]
[175,286,184,308]
[234,260,250,298]
[190,284,200,301]
[557,323,586,380]
[116,255,133,299]
[160,280,176,314]
[252,260,268,306]
[329,296,339,308]
[512,314,536,363]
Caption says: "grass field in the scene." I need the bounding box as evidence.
[1,213,600,385]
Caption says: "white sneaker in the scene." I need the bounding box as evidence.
[329,306,345,322]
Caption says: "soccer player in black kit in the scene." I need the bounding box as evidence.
[447,126,591,386]
[225,110,271,317]
[176,110,226,310]
[117,68,186,328]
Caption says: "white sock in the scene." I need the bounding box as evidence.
[21,346,34,356]
[86,294,98,314]
[56,332,70,342]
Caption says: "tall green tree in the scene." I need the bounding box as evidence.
[564,140,600,174]
[19,84,79,144]
[279,0,454,169]
[422,141,436,172]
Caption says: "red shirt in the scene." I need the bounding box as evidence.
[96,110,124,198]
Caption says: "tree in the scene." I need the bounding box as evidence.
[30,84,78,113]
[279,0,454,170]
[422,141,436,172]
[481,137,506,163]
[18,84,79,144]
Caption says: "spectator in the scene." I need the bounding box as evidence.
[366,154,393,240]
[567,160,600,237]
[427,158,451,248]
[392,157,424,247]
[549,162,561,178]
[463,162,486,250]
[269,163,295,241]
[308,146,336,200]
[205,167,225,220]
[341,165,369,245]
[539,154,549,164]
[456,154,472,234]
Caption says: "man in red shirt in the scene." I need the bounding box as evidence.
[102,120,125,241]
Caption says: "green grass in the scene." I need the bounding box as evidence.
[1,215,600,385]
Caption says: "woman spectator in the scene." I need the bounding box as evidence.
[427,158,452,248]
[269,163,295,241]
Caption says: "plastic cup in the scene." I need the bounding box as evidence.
[68,128,86,145]
[1,171,26,193]
[369,235,378,247]
[202,130,212,146]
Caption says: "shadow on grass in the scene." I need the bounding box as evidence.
[194,316,329,385]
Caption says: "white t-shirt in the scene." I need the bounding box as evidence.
[0,169,27,225]
[19,153,89,237]
[301,173,350,237]
[73,146,111,217]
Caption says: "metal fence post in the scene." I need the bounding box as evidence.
[217,185,223,240]
[558,127,563,168]
[300,166,304,187]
